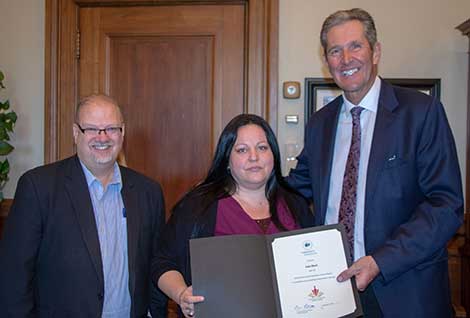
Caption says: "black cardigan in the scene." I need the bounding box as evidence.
[152,193,314,289]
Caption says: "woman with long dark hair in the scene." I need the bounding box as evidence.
[152,114,313,317]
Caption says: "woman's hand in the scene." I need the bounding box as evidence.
[178,285,205,317]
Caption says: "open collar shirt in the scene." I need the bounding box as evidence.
[80,161,131,318]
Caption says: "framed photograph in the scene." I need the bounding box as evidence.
[304,78,441,124]
[386,78,440,98]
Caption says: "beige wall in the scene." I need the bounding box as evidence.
[0,0,45,198]
[0,1,468,197]
[278,0,470,193]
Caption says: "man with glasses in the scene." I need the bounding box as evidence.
[0,94,166,317]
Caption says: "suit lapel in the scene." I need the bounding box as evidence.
[65,156,104,286]
[365,80,399,219]
[120,168,140,299]
[319,97,342,223]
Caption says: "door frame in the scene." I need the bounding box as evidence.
[45,0,279,163]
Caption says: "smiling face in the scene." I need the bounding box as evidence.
[324,20,381,105]
[229,124,274,191]
[73,96,125,175]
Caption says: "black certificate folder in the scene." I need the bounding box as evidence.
[190,224,362,318]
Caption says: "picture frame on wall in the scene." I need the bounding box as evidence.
[304,78,441,124]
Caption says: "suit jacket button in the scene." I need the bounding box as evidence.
[98,293,104,301]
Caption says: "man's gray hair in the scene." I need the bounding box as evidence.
[320,8,377,53]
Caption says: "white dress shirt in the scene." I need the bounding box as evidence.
[325,76,381,261]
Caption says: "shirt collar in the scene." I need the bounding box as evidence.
[342,76,381,115]
[79,160,122,190]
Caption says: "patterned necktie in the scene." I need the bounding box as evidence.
[338,106,364,260]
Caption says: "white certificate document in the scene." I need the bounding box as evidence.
[190,225,362,318]
[271,227,357,317]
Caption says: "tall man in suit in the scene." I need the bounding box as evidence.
[0,95,166,317]
[288,8,463,317]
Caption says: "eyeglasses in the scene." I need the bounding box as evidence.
[76,123,123,136]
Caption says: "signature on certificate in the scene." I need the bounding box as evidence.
[294,303,315,314]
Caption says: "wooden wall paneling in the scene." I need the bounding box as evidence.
[45,0,59,163]
[448,220,467,317]
[76,0,248,5]
[246,0,265,119]
[59,0,80,160]
[45,0,279,164]
[79,7,102,96]
[45,0,80,162]
[243,0,279,131]
[267,0,278,132]
[215,4,246,142]
[457,18,470,317]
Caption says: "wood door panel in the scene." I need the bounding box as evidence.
[79,4,244,211]
[46,0,278,165]
[110,36,214,209]
[79,7,102,94]
[99,5,232,33]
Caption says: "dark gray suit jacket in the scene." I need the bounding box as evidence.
[0,155,166,317]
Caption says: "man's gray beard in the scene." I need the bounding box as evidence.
[92,153,114,165]
[89,141,118,165]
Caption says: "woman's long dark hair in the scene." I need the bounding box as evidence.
[175,114,301,230]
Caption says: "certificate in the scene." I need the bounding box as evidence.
[271,226,358,317]
[190,224,362,318]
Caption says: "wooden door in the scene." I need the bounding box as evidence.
[46,0,278,214]
[79,5,244,211]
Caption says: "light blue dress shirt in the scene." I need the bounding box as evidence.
[80,161,131,318]
[325,76,381,261]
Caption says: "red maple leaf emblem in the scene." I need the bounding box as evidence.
[312,286,319,296]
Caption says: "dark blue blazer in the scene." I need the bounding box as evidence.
[0,155,166,318]
[288,79,463,317]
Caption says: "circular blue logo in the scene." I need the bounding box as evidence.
[303,240,313,250]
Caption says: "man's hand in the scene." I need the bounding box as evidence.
[337,256,380,291]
